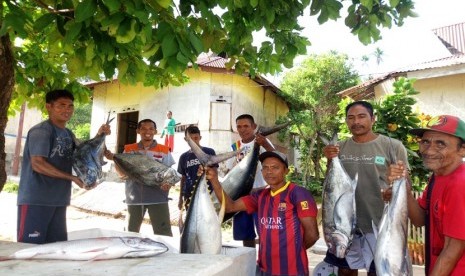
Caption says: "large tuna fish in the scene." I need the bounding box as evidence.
[0,237,168,261]
[220,121,290,221]
[321,134,358,258]
[374,177,412,276]
[72,113,114,187]
[112,153,181,187]
[180,135,239,254]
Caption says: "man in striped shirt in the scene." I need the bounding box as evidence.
[206,151,319,276]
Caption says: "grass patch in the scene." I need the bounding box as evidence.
[3,181,19,194]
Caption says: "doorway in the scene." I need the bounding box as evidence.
[116,111,139,153]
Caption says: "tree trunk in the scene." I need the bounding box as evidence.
[0,34,15,193]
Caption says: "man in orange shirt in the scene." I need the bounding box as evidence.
[106,119,174,236]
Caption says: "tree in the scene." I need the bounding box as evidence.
[0,0,416,192]
[373,47,384,65]
[67,101,92,140]
[279,51,359,193]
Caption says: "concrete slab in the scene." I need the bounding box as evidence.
[0,228,256,276]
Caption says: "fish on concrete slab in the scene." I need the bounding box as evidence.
[0,237,168,261]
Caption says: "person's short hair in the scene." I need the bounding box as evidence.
[137,119,157,129]
[259,151,288,167]
[236,114,255,124]
[345,101,374,118]
[45,89,74,103]
[185,125,200,136]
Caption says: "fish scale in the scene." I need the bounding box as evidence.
[1,237,168,261]
[320,133,358,259]
[112,153,181,187]
[72,113,114,187]
[374,177,413,276]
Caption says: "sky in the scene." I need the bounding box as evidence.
[270,0,465,82]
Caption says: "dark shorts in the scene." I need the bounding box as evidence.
[324,251,376,273]
[233,211,257,240]
[17,205,68,244]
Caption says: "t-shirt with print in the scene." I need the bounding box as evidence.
[177,147,217,200]
[226,138,271,189]
[124,140,175,205]
[338,134,408,233]
[418,164,465,275]
[242,182,318,276]
[18,120,75,206]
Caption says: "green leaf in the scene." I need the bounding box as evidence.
[34,13,57,32]
[389,0,400,7]
[188,31,204,54]
[64,21,83,44]
[0,14,28,37]
[161,35,178,58]
[101,0,122,13]
[176,52,190,64]
[250,0,259,8]
[156,0,172,9]
[75,0,97,22]
[360,0,374,12]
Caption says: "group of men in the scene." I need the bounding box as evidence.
[16,89,465,275]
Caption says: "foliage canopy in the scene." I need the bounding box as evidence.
[0,0,416,192]
[279,51,360,193]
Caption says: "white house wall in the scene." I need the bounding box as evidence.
[90,69,289,168]
[372,72,465,119]
[409,73,465,118]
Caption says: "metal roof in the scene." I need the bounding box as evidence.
[433,22,465,55]
[338,21,465,100]
[337,54,465,100]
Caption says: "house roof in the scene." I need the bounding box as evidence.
[432,22,465,55]
[337,54,465,100]
[86,53,281,93]
[338,21,465,100]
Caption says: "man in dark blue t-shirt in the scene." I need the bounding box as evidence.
[177,125,217,211]
[17,89,110,244]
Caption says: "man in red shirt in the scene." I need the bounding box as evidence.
[389,115,465,275]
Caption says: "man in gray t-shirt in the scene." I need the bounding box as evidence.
[322,101,408,276]
[17,89,110,244]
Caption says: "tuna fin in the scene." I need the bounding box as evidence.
[217,190,226,222]
[372,220,379,239]
[257,121,290,136]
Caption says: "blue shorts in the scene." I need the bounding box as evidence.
[233,211,257,240]
[324,251,376,273]
[17,205,68,244]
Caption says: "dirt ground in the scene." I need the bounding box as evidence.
[0,181,425,276]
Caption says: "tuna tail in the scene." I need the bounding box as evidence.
[184,135,241,166]
[318,131,338,146]
[257,121,290,136]
[106,110,115,125]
